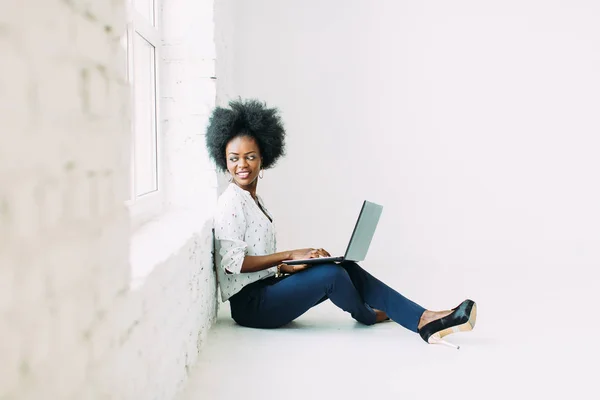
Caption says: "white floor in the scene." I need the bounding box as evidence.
[177,297,596,400]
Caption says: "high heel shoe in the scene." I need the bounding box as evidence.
[418,299,477,349]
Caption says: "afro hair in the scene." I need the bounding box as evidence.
[205,99,286,172]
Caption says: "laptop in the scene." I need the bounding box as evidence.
[282,200,383,265]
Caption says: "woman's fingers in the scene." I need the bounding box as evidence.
[314,248,330,257]
[291,263,308,273]
[305,248,331,259]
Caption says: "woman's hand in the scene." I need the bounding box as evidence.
[278,248,331,275]
[288,248,331,260]
[279,263,309,275]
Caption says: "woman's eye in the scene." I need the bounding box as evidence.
[248,156,255,160]
[229,158,238,162]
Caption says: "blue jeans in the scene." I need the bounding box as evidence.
[229,262,426,331]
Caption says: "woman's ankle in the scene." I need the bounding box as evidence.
[374,309,389,323]
[418,309,452,330]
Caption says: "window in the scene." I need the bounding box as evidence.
[125,0,164,227]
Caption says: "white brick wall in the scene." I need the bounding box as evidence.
[0,0,218,399]
[214,0,237,106]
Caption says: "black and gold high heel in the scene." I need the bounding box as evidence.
[418,299,477,349]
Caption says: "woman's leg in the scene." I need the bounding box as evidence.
[234,263,377,329]
[339,261,426,332]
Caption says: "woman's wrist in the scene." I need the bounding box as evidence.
[277,263,293,276]
[272,252,294,277]
[276,251,292,267]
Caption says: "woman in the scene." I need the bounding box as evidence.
[206,99,476,349]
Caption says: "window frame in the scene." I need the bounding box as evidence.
[124,0,165,228]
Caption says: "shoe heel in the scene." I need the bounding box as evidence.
[428,335,460,350]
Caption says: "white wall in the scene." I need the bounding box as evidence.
[216,0,600,347]
[0,0,218,398]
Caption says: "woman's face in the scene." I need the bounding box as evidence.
[225,135,262,189]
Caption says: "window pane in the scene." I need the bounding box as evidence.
[134,0,155,25]
[133,32,158,197]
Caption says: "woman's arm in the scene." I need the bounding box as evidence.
[239,251,291,273]
[237,248,330,274]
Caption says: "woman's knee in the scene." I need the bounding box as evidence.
[340,261,362,273]
[309,264,352,294]
[311,263,349,282]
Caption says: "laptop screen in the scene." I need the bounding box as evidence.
[343,201,383,262]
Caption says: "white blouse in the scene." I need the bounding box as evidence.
[213,183,278,302]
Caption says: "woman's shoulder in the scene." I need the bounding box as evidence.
[215,184,248,215]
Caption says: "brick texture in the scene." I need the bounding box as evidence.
[0,1,218,399]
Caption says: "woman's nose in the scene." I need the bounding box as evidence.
[238,158,248,167]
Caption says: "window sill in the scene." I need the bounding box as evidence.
[129,205,215,291]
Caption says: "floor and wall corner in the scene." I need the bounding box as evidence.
[2,1,599,400]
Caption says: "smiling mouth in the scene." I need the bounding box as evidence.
[236,171,251,179]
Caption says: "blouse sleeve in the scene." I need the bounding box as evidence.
[214,196,248,275]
